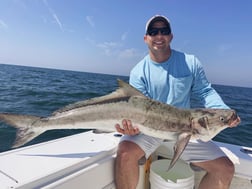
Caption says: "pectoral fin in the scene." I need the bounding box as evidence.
[167,133,191,171]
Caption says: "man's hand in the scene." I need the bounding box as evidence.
[115,119,140,136]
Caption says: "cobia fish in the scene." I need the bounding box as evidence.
[0,79,240,170]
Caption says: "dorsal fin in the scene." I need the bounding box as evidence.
[117,79,145,97]
[52,79,145,115]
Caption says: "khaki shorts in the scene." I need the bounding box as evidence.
[120,133,226,163]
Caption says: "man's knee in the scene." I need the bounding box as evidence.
[221,157,235,176]
[192,156,234,175]
[116,141,145,163]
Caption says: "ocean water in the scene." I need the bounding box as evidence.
[0,64,251,152]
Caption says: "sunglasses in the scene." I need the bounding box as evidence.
[146,27,171,36]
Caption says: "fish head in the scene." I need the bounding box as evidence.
[191,109,240,142]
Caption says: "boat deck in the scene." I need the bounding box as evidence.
[0,131,120,188]
[0,131,251,189]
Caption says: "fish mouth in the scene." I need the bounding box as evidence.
[228,111,240,127]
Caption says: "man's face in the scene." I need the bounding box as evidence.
[144,21,173,52]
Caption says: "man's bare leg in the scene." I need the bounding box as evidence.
[115,141,145,189]
[193,157,234,189]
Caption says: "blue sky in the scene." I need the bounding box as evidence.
[0,0,251,88]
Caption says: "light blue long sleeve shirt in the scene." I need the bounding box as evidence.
[129,49,229,109]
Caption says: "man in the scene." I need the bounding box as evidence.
[114,15,240,189]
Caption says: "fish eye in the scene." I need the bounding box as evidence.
[219,116,225,123]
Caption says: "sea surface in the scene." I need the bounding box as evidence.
[0,64,251,152]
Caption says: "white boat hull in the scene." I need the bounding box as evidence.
[0,131,251,189]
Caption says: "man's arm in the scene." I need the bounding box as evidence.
[191,58,229,109]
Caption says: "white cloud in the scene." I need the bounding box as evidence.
[0,19,8,30]
[86,31,143,60]
[96,41,143,60]
[43,0,64,32]
[97,41,122,56]
[118,48,140,59]
[86,16,95,28]
[52,13,63,31]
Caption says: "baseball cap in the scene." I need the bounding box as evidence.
[145,15,171,34]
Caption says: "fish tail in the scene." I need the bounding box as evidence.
[0,113,44,148]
